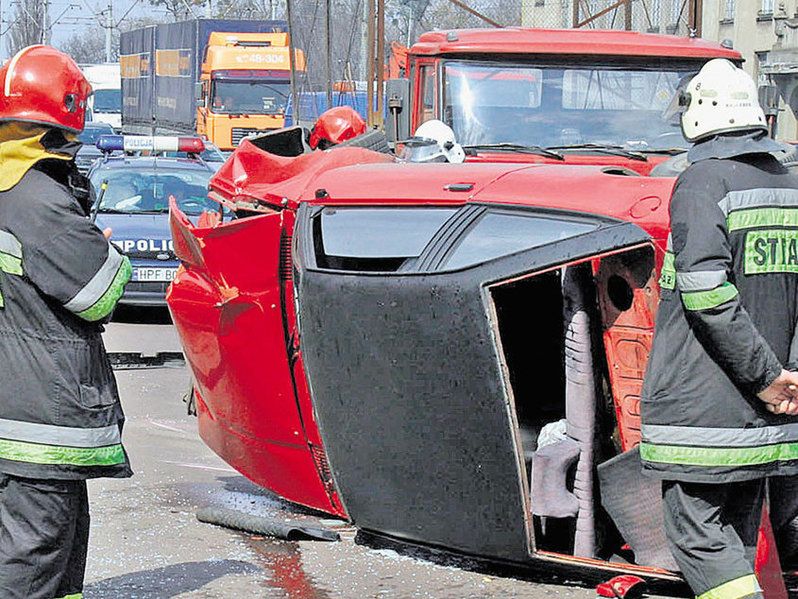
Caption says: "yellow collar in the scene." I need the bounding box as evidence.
[0,124,73,192]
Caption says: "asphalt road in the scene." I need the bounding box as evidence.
[86,310,669,598]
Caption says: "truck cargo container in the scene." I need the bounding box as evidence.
[120,19,305,150]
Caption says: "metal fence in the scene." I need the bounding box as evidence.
[524,0,700,36]
[285,0,700,91]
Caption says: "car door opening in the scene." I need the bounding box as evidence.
[489,246,673,569]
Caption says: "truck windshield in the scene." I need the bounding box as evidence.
[443,61,695,151]
[93,89,121,113]
[93,167,215,216]
[212,80,290,115]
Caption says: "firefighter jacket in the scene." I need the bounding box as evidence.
[641,133,798,483]
[0,131,132,480]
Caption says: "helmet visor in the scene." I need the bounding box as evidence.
[397,137,447,163]
[662,72,697,124]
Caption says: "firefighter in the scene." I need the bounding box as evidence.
[641,58,798,598]
[0,46,132,598]
[308,106,367,150]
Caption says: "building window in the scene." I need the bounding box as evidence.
[724,0,735,21]
[756,51,770,85]
[761,0,774,14]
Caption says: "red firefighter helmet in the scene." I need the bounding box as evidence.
[0,45,93,133]
[309,106,367,150]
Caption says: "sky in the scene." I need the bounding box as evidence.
[0,0,174,59]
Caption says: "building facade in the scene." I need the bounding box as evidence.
[519,0,798,139]
[702,0,798,139]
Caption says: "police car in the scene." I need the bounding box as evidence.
[89,135,221,306]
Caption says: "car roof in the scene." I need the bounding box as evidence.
[89,155,214,174]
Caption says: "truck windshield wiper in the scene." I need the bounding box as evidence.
[634,147,687,155]
[463,143,564,161]
[545,143,648,161]
[96,207,129,214]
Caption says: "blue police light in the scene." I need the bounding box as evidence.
[96,135,205,154]
[96,135,124,153]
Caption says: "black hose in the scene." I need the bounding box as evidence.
[196,506,340,542]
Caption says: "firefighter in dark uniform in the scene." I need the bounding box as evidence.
[642,58,798,598]
[0,46,132,598]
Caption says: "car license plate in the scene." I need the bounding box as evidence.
[133,267,177,282]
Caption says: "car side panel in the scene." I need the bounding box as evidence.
[167,207,343,515]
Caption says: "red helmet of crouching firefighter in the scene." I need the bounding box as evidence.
[0,45,92,133]
[309,106,367,150]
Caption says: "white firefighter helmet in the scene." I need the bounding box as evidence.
[666,59,767,142]
[399,119,466,163]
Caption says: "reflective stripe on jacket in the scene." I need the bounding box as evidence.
[641,148,798,483]
[0,161,132,480]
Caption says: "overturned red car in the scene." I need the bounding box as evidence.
[167,135,798,584]
[166,27,798,585]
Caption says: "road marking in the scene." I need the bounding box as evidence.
[160,460,238,473]
[147,418,188,434]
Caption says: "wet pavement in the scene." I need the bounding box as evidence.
[86,310,674,598]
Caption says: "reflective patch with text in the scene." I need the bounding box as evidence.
[744,229,798,274]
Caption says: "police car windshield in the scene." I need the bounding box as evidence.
[92,166,214,216]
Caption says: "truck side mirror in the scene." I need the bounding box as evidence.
[195,82,204,108]
[385,78,410,145]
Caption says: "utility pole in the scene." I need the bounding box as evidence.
[365,0,384,128]
[41,0,49,43]
[325,0,332,109]
[375,0,383,126]
[105,0,113,62]
[688,0,702,37]
[286,0,300,126]
[360,0,369,81]
[365,0,374,123]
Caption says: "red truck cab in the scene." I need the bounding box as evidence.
[388,28,741,174]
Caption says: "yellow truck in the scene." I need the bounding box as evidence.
[120,19,305,150]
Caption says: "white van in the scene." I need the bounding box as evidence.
[80,63,121,131]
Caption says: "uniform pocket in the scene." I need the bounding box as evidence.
[77,339,117,411]
[53,336,118,415]
[78,383,113,410]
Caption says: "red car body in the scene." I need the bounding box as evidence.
[166,27,798,583]
[168,141,672,512]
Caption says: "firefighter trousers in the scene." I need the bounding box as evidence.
[0,476,89,599]
[662,479,765,599]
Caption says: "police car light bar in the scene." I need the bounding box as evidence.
[96,135,205,154]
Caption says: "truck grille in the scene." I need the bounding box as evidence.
[232,127,270,146]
